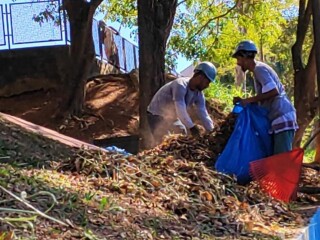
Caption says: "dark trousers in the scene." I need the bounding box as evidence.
[273,130,295,154]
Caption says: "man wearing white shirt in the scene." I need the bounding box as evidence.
[232,40,298,154]
[147,62,217,145]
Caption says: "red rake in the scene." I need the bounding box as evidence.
[250,129,320,202]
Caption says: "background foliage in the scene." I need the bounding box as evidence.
[104,0,301,90]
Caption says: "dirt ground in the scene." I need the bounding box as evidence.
[0,75,139,145]
[0,74,227,148]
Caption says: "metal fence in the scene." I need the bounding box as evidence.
[0,0,139,72]
[0,0,67,50]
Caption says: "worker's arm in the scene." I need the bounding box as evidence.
[234,88,279,105]
[195,93,214,131]
[172,83,195,129]
[234,66,279,106]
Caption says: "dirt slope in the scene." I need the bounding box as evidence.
[0,74,139,144]
[0,74,227,148]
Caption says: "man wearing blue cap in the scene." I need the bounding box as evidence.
[147,61,217,144]
[232,40,298,154]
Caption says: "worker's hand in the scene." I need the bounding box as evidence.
[241,98,250,106]
[190,125,201,138]
[233,97,249,106]
[212,124,220,132]
[233,96,242,105]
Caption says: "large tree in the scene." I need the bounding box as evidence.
[35,0,103,116]
[102,0,178,147]
[61,0,103,116]
[137,0,178,147]
[291,0,319,146]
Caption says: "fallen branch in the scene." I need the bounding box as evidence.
[0,207,37,214]
[298,187,320,194]
[0,185,68,226]
[302,163,320,171]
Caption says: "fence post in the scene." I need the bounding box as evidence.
[133,46,137,70]
[122,38,127,72]
[5,4,10,50]
[62,3,69,45]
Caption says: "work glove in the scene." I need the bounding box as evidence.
[190,125,201,138]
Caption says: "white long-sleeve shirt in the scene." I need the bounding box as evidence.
[147,77,214,131]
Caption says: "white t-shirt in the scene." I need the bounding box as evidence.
[253,61,298,133]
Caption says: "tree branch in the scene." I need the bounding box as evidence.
[0,186,68,226]
[303,162,320,170]
[189,0,239,40]
[297,0,311,49]
[299,186,320,194]
[90,0,103,9]
[305,43,316,74]
[298,0,307,24]
[177,0,187,7]
[194,0,218,19]
[292,0,312,72]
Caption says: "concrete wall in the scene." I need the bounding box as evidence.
[0,46,119,97]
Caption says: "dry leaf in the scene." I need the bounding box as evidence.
[0,232,14,240]
[200,191,213,201]
[151,180,161,188]
[244,221,254,232]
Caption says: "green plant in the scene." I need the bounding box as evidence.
[84,229,99,240]
[303,148,315,163]
[84,191,95,203]
[98,196,109,212]
[204,81,245,112]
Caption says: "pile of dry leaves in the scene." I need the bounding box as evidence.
[0,115,318,239]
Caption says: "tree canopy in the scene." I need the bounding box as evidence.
[105,0,299,77]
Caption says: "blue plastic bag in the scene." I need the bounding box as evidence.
[215,104,272,184]
[105,146,131,156]
[308,208,320,240]
[232,102,243,114]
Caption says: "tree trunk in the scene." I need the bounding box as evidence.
[312,0,320,103]
[292,0,317,147]
[259,39,264,61]
[313,119,320,162]
[138,0,177,148]
[309,0,320,162]
[59,0,102,116]
[293,50,316,146]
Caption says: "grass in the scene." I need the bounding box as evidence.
[301,118,318,163]
[303,148,316,163]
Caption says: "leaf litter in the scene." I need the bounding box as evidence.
[0,115,319,239]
